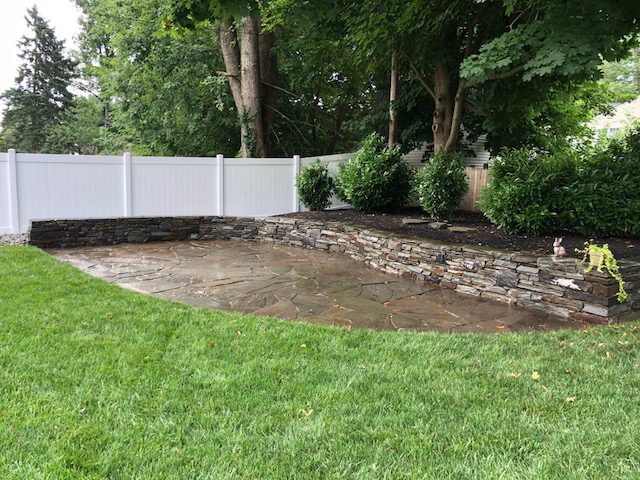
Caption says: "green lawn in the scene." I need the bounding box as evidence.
[0,246,639,479]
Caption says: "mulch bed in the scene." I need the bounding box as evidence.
[284,208,640,259]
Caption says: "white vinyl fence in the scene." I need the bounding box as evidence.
[0,150,353,234]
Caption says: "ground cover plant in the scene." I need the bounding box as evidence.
[1,245,639,479]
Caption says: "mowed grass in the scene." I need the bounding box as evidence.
[0,246,639,479]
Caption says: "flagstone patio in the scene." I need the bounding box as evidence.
[50,241,581,333]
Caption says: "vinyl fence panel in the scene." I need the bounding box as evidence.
[15,153,124,233]
[223,158,296,217]
[0,155,11,234]
[131,156,219,217]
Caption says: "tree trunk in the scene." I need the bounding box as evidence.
[219,17,276,158]
[239,17,266,158]
[325,105,346,154]
[259,30,278,154]
[219,19,242,111]
[444,79,466,152]
[388,49,398,147]
[219,19,249,155]
[430,62,466,154]
[432,63,454,153]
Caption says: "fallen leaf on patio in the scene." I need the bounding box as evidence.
[531,371,541,381]
[565,396,577,403]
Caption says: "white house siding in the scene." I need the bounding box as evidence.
[402,134,492,170]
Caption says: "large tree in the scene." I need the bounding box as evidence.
[75,0,240,156]
[275,0,640,153]
[0,6,76,153]
[169,1,279,157]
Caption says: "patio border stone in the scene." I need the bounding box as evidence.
[28,215,640,324]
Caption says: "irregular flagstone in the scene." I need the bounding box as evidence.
[316,280,361,297]
[229,292,282,312]
[124,278,188,294]
[360,281,432,302]
[290,293,334,317]
[50,241,581,333]
[252,299,299,319]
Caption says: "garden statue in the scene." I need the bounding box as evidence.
[553,238,567,258]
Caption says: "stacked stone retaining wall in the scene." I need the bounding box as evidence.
[29,216,640,324]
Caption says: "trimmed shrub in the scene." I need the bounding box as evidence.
[568,130,640,236]
[481,126,640,237]
[413,151,468,219]
[335,133,412,212]
[480,148,578,234]
[296,160,334,211]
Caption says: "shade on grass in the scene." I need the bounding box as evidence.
[0,246,639,479]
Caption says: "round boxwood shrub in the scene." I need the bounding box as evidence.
[296,160,334,211]
[413,151,468,219]
[335,133,412,212]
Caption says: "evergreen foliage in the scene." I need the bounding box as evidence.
[296,160,334,211]
[335,134,412,212]
[0,7,76,153]
[413,152,468,220]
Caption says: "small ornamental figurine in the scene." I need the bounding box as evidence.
[553,237,567,258]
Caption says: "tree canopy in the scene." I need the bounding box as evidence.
[1,7,76,153]
[4,1,640,157]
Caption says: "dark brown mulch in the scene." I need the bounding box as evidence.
[284,208,640,259]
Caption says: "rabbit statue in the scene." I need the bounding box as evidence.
[553,237,567,258]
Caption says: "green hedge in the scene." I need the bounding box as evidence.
[569,136,640,236]
[481,125,640,236]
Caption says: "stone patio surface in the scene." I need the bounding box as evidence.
[50,241,581,333]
